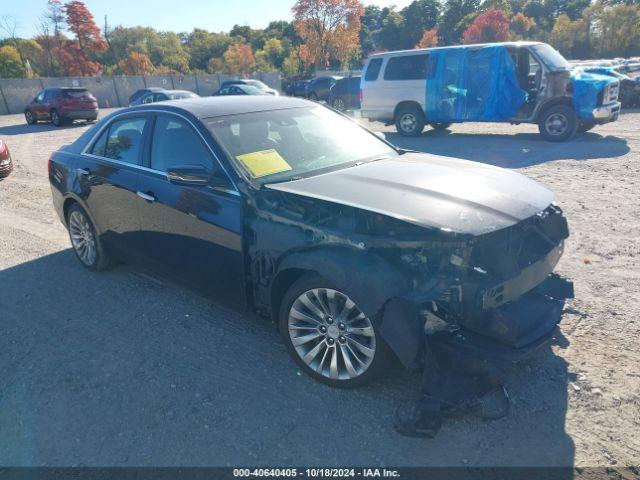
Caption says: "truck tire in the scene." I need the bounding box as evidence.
[430,122,452,131]
[578,121,596,133]
[538,105,577,142]
[395,105,425,137]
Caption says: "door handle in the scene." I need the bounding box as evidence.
[77,168,91,176]
[137,191,156,202]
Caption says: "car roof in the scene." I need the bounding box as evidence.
[368,41,544,58]
[128,95,312,119]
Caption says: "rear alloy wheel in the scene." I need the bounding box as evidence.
[332,97,346,111]
[430,122,452,131]
[395,105,425,137]
[51,109,63,127]
[67,204,110,271]
[538,105,577,142]
[280,275,387,387]
[25,110,36,125]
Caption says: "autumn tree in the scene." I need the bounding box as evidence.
[400,0,440,48]
[510,12,536,39]
[0,45,26,78]
[440,0,482,45]
[462,8,511,43]
[62,0,108,75]
[592,4,640,58]
[416,28,439,48]
[549,14,588,58]
[293,0,364,68]
[118,51,154,75]
[223,43,256,74]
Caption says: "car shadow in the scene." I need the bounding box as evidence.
[0,121,91,136]
[387,129,630,169]
[0,248,575,470]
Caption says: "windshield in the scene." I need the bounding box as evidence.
[206,106,397,184]
[246,80,269,90]
[241,85,266,95]
[531,44,571,71]
[169,92,198,99]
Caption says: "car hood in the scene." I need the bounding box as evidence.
[266,153,555,236]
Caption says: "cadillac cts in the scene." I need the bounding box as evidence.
[49,96,570,387]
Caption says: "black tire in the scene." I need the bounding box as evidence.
[25,110,37,125]
[578,121,596,133]
[395,105,425,137]
[308,92,318,101]
[279,273,389,388]
[538,105,577,142]
[430,122,452,131]
[51,109,63,127]
[66,204,111,271]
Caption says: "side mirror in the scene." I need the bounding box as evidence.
[166,165,211,186]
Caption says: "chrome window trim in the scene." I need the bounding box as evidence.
[80,108,240,196]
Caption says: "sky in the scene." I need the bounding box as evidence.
[1,0,413,39]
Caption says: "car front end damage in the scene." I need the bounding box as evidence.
[379,203,572,369]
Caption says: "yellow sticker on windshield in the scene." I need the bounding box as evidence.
[236,149,292,178]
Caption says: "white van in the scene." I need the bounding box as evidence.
[360,42,621,141]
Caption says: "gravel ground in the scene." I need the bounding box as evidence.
[0,108,638,469]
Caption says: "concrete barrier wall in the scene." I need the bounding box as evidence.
[0,72,282,114]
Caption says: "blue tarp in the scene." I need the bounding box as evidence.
[571,71,616,119]
[425,45,527,122]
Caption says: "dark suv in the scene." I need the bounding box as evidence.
[306,76,341,102]
[329,76,361,111]
[25,88,98,126]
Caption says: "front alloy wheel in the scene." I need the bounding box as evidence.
[280,276,387,387]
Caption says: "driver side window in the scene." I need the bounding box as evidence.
[35,92,45,102]
[150,115,223,179]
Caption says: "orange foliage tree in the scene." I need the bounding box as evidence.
[59,0,108,75]
[415,28,439,48]
[292,0,364,68]
[118,52,154,75]
[223,43,256,75]
[462,9,510,44]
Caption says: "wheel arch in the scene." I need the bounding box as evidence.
[61,194,98,231]
[270,245,410,323]
[393,101,424,121]
[534,96,574,122]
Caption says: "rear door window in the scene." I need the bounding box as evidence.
[384,54,430,80]
[365,59,383,81]
[90,117,147,165]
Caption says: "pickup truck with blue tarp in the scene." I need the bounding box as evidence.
[360,42,621,142]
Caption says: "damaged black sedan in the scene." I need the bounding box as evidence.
[49,96,571,392]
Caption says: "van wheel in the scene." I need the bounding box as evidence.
[395,106,425,137]
[332,97,346,111]
[279,274,389,388]
[538,105,577,142]
[430,122,452,131]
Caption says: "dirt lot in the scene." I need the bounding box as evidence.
[0,108,638,470]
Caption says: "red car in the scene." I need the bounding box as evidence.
[25,87,99,127]
[0,139,12,178]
